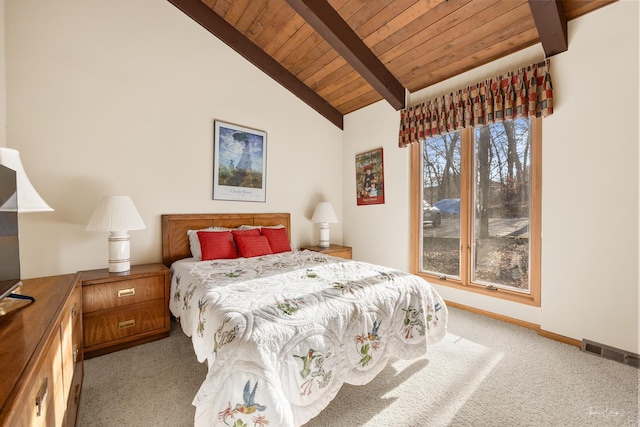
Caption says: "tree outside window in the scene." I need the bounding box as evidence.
[414,118,541,304]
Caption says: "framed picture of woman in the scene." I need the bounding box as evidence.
[213,120,267,202]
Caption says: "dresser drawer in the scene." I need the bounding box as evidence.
[83,300,166,347]
[65,361,83,427]
[61,285,82,400]
[12,328,65,427]
[83,274,165,313]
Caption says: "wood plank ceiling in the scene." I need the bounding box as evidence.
[168,0,616,129]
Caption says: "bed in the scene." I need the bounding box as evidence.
[162,213,447,426]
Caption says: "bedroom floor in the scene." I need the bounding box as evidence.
[77,307,639,427]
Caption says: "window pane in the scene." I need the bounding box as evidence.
[421,133,461,278]
[473,119,531,291]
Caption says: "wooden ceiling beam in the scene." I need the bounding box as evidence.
[167,0,344,129]
[528,0,568,57]
[285,0,406,110]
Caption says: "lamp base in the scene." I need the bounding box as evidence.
[108,231,131,273]
[318,223,330,248]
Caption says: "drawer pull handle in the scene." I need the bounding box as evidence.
[71,302,77,318]
[119,319,135,329]
[73,344,79,363]
[117,288,136,298]
[74,383,81,404]
[35,377,48,417]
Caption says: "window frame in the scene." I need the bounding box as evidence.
[410,119,541,306]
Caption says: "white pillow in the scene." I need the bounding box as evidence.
[187,227,230,260]
[238,224,285,230]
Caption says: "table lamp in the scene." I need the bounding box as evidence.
[86,196,145,273]
[0,148,53,212]
[0,147,53,303]
[311,202,338,248]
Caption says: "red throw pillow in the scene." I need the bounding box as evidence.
[261,227,291,253]
[235,235,273,258]
[197,230,237,260]
[231,228,261,241]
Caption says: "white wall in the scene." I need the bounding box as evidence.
[541,1,638,354]
[343,1,639,354]
[342,100,409,268]
[4,0,343,277]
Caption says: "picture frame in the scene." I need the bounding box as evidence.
[356,147,385,206]
[213,121,267,202]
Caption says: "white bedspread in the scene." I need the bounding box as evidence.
[170,250,447,426]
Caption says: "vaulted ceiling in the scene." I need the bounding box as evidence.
[168,0,616,129]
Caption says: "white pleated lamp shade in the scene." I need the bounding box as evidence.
[87,196,145,272]
[86,196,146,232]
[0,147,53,212]
[311,202,338,224]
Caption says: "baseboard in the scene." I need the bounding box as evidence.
[444,300,581,347]
[539,329,581,347]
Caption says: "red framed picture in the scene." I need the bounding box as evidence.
[356,148,385,206]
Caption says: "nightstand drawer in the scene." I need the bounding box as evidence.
[83,275,165,313]
[83,300,166,347]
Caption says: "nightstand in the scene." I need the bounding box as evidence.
[301,244,352,260]
[79,263,170,359]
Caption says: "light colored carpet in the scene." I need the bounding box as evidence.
[77,307,639,426]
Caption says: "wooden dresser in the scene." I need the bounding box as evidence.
[0,273,83,427]
[80,263,170,359]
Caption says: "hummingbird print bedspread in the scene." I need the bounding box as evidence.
[169,250,447,426]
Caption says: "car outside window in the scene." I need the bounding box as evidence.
[413,118,541,305]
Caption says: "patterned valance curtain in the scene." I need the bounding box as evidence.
[399,60,554,147]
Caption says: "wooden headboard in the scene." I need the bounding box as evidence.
[161,213,291,267]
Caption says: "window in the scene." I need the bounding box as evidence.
[411,118,541,305]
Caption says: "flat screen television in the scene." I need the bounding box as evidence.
[0,164,21,301]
